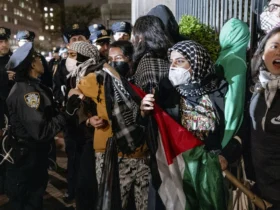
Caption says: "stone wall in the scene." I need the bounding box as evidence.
[131,0,175,24]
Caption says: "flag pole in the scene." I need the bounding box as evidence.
[224,169,272,210]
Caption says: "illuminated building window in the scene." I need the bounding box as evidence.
[45,25,49,30]
[50,8,53,11]
[33,9,35,13]
[4,16,8,22]
[20,2,24,8]
[50,13,53,17]
[50,25,54,30]
[39,36,44,41]
[4,4,7,11]
[44,13,48,17]
[14,19,18,24]
[44,7,48,11]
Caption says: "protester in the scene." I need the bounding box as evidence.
[54,23,91,204]
[140,40,235,209]
[67,45,150,209]
[250,26,280,209]
[147,4,187,44]
[260,0,280,34]
[215,18,250,154]
[108,40,134,78]
[65,41,100,210]
[131,15,171,91]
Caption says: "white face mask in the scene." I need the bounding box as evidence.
[168,67,191,86]
[65,57,77,73]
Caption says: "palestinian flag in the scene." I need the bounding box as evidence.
[131,84,228,210]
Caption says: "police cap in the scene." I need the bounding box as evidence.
[89,29,110,43]
[111,21,132,34]
[16,30,36,42]
[6,42,37,71]
[63,23,90,43]
[88,24,106,34]
[0,27,11,40]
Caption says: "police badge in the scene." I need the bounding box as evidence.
[24,92,40,109]
[0,28,5,35]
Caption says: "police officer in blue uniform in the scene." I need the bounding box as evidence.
[5,42,68,210]
[16,30,53,89]
[111,21,132,41]
[0,27,12,194]
[89,24,111,62]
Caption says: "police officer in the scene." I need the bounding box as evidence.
[111,21,132,41]
[16,30,53,89]
[5,42,68,210]
[89,24,111,62]
[0,26,12,194]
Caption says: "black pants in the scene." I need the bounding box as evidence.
[64,124,83,198]
[5,145,49,210]
[76,141,98,210]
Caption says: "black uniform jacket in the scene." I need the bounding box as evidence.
[6,78,66,143]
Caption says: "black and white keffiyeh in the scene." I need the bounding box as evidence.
[133,53,169,91]
[69,41,99,59]
[67,58,98,86]
[102,68,144,155]
[67,41,99,85]
[168,40,218,97]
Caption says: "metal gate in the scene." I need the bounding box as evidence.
[176,0,253,32]
[175,0,269,52]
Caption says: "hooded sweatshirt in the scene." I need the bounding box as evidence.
[147,4,187,43]
[215,18,250,148]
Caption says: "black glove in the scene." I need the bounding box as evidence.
[65,94,82,116]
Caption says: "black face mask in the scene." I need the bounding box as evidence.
[109,61,130,77]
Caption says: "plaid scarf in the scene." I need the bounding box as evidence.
[259,70,280,108]
[67,58,98,86]
[259,70,280,130]
[260,8,280,34]
[102,68,144,155]
[133,53,169,91]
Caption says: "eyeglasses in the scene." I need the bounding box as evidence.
[266,3,280,12]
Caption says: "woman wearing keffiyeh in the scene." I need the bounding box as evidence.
[141,40,237,209]
[250,26,280,209]
[69,41,150,210]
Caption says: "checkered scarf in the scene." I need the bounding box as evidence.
[67,58,99,86]
[168,40,218,97]
[133,53,169,91]
[260,8,280,34]
[102,68,143,155]
[259,70,280,108]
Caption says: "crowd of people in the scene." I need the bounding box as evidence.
[0,2,280,210]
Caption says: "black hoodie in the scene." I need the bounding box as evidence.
[147,4,187,44]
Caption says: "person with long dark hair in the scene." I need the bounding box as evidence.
[250,26,280,209]
[131,15,171,91]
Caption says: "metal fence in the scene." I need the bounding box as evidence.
[176,0,254,32]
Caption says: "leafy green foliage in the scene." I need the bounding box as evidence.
[179,15,220,62]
